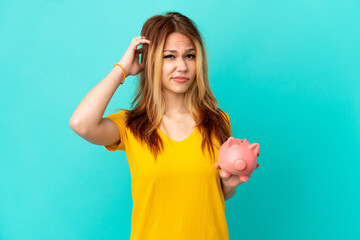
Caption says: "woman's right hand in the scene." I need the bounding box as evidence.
[117,36,151,77]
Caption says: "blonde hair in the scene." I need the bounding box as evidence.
[111,11,231,161]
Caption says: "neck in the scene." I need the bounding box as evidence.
[163,91,189,117]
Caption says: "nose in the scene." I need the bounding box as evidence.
[176,57,188,72]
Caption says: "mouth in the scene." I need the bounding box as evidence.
[172,77,189,83]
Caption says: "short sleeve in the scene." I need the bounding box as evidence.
[104,110,128,152]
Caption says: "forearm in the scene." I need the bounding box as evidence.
[69,66,125,133]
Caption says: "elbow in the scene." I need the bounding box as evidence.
[69,117,87,136]
[69,116,79,131]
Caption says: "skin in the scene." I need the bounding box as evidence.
[158,32,197,141]
[161,32,197,117]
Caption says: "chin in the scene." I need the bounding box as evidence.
[163,87,190,95]
[172,89,189,94]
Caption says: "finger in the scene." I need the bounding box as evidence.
[134,36,146,40]
[136,38,150,42]
[133,40,151,49]
[131,37,150,46]
[214,163,221,170]
[130,40,150,51]
[221,171,231,179]
[131,36,143,44]
[140,40,151,46]
[135,38,151,44]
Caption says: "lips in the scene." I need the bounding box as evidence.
[172,76,189,83]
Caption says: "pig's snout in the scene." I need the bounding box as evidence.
[234,159,246,171]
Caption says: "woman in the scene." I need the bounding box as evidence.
[69,11,250,240]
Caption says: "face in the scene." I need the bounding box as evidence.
[161,32,196,96]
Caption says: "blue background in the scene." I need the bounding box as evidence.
[1,0,359,239]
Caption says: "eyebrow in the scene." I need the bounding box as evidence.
[163,48,195,53]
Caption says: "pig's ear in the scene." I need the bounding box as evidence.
[249,143,260,156]
[228,137,238,148]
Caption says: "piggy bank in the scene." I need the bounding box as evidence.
[217,137,260,182]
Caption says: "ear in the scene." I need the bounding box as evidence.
[228,137,239,148]
[249,143,260,156]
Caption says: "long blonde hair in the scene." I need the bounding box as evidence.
[112,11,231,161]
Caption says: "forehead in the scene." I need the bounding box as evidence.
[163,32,194,50]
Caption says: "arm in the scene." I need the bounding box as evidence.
[221,179,241,201]
[215,162,243,201]
[69,66,125,135]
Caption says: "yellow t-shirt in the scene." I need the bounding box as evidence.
[104,110,230,240]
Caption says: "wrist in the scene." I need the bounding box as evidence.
[117,62,129,77]
[221,180,236,201]
[221,179,236,191]
[113,63,127,84]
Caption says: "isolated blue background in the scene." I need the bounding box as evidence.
[1,0,359,239]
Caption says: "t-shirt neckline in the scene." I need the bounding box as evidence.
[157,127,197,143]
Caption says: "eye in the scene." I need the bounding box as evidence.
[163,54,196,59]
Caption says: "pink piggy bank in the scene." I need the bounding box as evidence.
[217,137,260,182]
